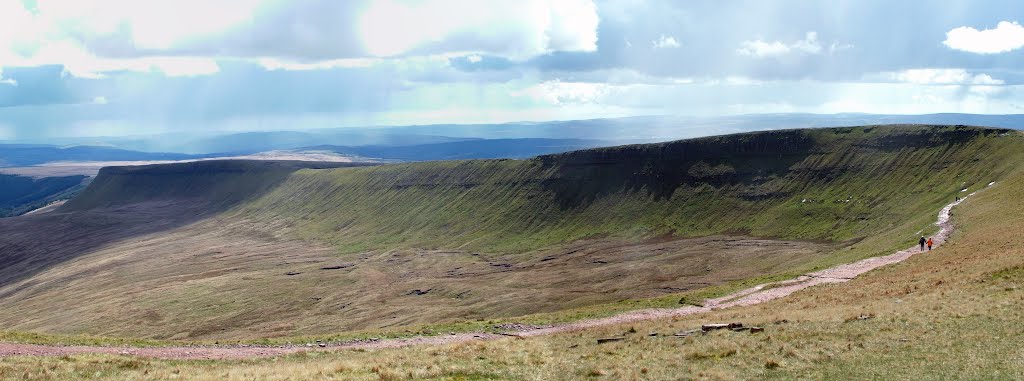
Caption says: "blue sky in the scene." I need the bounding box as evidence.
[1,0,1023,139]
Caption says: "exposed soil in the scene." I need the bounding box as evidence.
[0,191,978,360]
[0,220,830,339]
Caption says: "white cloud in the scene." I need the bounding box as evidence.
[58,55,221,78]
[258,58,379,71]
[944,21,1024,54]
[466,55,483,63]
[0,68,16,86]
[882,69,1005,85]
[0,1,230,78]
[92,96,108,105]
[32,0,264,50]
[829,41,854,53]
[791,32,822,54]
[514,80,610,105]
[737,31,822,58]
[651,35,680,49]
[356,0,598,60]
[0,0,599,76]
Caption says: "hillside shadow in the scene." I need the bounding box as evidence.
[534,126,1011,210]
[0,160,374,297]
[536,129,818,209]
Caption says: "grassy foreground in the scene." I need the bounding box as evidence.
[4,135,1024,379]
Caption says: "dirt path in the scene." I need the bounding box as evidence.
[0,190,984,360]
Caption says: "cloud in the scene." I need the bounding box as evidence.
[828,41,854,53]
[514,80,610,105]
[257,58,380,71]
[357,0,599,59]
[0,0,227,78]
[881,69,1005,85]
[651,35,680,49]
[0,69,16,86]
[0,0,599,78]
[737,31,822,58]
[944,21,1024,54]
[57,55,221,78]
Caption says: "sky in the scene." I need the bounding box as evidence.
[1,0,1024,140]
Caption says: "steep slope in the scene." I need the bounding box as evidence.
[38,158,1019,380]
[61,160,375,211]
[0,161,375,302]
[234,125,1021,254]
[1,125,1021,341]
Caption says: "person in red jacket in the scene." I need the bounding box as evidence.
[927,237,934,251]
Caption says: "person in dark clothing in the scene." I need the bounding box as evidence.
[919,236,926,251]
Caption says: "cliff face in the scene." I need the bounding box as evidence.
[58,126,1022,254]
[217,125,1021,253]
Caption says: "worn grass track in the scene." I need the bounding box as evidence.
[0,125,1022,346]
[2,176,1022,379]
[0,187,982,360]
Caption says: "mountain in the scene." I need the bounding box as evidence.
[0,144,207,168]
[2,125,1021,341]
[315,113,1024,143]
[116,131,480,154]
[299,138,608,161]
[9,113,1023,156]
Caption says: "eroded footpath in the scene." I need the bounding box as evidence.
[0,189,983,360]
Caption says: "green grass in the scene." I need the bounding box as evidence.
[4,125,1024,345]
[7,143,1024,379]
[234,126,1022,256]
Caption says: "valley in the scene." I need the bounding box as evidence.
[1,125,1023,380]
[1,125,1020,341]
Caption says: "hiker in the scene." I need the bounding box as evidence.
[927,237,934,251]
[919,236,926,251]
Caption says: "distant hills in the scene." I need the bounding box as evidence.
[299,138,608,161]
[4,113,1024,157]
[2,112,1022,218]
[160,131,476,155]
[0,145,206,168]
[0,137,607,217]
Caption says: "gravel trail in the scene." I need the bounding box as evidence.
[0,189,983,360]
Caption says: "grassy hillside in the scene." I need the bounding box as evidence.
[5,131,1024,379]
[233,125,1022,255]
[0,174,87,217]
[2,125,1022,342]
[62,160,377,211]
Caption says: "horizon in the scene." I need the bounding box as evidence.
[3,2,1024,375]
[4,112,1024,147]
[2,1,1024,140]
